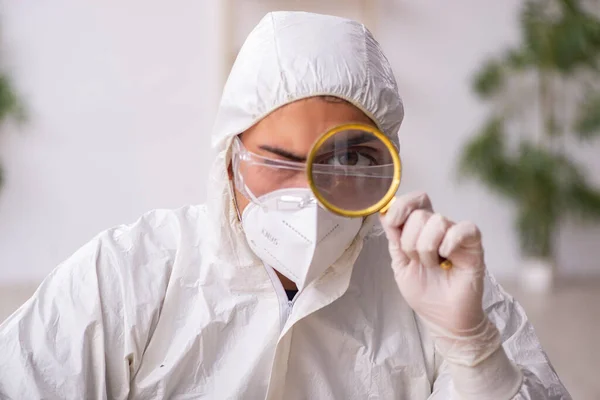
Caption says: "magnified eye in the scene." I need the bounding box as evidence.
[324,149,377,166]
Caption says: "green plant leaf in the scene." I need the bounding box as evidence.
[574,90,600,138]
[563,179,600,221]
[512,144,600,253]
[510,143,579,257]
[521,1,555,70]
[0,72,25,196]
[515,142,561,202]
[551,13,600,73]
[519,0,600,74]
[472,59,505,99]
[463,0,600,259]
[458,117,505,180]
[458,117,521,197]
[504,48,534,70]
[0,75,24,123]
[559,0,580,13]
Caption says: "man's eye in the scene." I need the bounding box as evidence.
[325,151,376,166]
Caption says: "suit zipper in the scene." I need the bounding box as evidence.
[263,264,296,330]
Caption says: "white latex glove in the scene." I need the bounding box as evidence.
[380,192,522,399]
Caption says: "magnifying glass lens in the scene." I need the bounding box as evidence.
[307,124,451,268]
[309,128,398,214]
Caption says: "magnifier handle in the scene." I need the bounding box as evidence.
[380,198,454,270]
[439,258,453,270]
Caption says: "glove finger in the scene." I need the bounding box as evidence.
[388,235,411,269]
[439,221,482,259]
[380,191,433,231]
[401,209,432,263]
[416,213,453,268]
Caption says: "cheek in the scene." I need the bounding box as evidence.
[239,164,310,197]
[240,167,273,196]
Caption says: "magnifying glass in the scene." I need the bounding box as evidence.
[306,123,453,271]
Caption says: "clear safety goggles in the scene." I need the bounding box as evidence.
[230,131,397,212]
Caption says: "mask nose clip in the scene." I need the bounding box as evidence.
[277,194,316,210]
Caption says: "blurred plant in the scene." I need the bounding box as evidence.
[459,0,600,262]
[0,70,24,192]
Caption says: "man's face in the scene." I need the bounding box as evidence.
[232,97,376,214]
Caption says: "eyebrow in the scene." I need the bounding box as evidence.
[256,132,380,163]
[343,132,378,147]
[259,145,307,162]
[319,132,379,153]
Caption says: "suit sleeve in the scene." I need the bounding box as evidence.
[428,272,571,399]
[0,229,170,400]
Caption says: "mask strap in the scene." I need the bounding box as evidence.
[227,175,243,222]
[243,184,262,206]
[229,178,261,222]
[233,196,243,222]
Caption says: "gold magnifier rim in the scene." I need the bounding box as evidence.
[306,123,402,218]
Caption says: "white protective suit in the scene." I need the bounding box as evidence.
[0,11,570,400]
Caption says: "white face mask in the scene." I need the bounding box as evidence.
[240,188,363,291]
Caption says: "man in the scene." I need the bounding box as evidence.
[0,11,570,399]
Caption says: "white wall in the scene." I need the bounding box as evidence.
[0,1,223,283]
[0,0,599,285]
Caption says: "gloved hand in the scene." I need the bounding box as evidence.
[380,191,523,399]
[379,191,500,367]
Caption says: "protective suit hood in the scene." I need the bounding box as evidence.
[212,11,403,151]
[206,11,404,273]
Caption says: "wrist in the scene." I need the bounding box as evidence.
[449,346,523,400]
[429,316,502,367]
